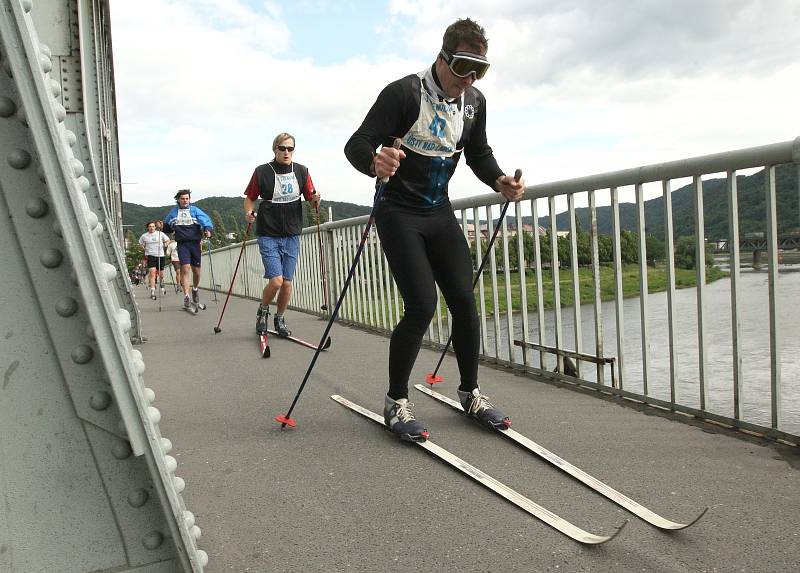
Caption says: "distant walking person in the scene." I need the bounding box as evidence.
[166,237,182,292]
[244,132,321,337]
[164,189,214,313]
[138,221,170,300]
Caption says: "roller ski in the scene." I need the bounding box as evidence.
[332,394,625,544]
[256,305,271,358]
[266,330,332,352]
[414,384,708,530]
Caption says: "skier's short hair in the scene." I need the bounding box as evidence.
[442,18,488,54]
[174,189,191,200]
[272,132,295,152]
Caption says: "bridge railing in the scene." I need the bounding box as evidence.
[204,139,800,445]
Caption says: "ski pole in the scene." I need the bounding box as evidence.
[167,261,178,293]
[276,138,402,429]
[206,238,218,302]
[314,202,330,312]
[213,221,252,334]
[426,168,523,385]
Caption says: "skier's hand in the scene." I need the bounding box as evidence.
[310,192,321,210]
[496,173,525,202]
[245,210,256,223]
[373,145,406,180]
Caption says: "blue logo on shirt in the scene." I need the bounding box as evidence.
[428,113,446,138]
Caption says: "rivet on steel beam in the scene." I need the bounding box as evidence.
[131,355,145,375]
[116,308,131,333]
[39,54,52,74]
[143,387,155,404]
[183,511,195,528]
[100,262,117,282]
[64,129,77,147]
[127,488,149,508]
[55,296,78,317]
[174,476,185,493]
[25,197,48,218]
[40,248,63,268]
[7,149,32,169]
[142,531,164,550]
[76,175,90,191]
[89,391,112,411]
[70,158,84,177]
[111,440,133,460]
[70,344,94,364]
[160,437,173,454]
[50,79,61,97]
[21,0,32,13]
[0,96,16,117]
[147,406,161,424]
[190,525,202,540]
[197,549,209,566]
[86,210,99,230]
[164,455,177,474]
[53,102,66,123]
[39,44,51,58]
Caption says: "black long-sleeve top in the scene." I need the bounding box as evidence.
[344,66,504,209]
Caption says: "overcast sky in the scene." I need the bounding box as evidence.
[111,0,800,209]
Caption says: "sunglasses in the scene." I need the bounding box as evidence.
[277,145,295,152]
[439,49,490,80]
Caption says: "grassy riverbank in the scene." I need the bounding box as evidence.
[472,264,728,314]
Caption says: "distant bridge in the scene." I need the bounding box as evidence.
[711,234,800,253]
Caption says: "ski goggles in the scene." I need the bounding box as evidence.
[439,49,490,80]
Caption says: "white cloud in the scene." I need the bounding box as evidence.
[112,0,800,210]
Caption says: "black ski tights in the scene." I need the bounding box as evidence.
[375,202,480,400]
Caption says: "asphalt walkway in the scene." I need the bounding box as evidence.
[137,287,800,573]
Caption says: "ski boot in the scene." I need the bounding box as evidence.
[384,395,429,442]
[273,314,291,338]
[183,295,196,314]
[256,305,269,335]
[457,387,511,430]
[192,288,205,310]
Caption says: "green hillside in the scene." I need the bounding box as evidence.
[537,164,799,239]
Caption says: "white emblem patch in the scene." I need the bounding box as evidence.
[464,104,475,119]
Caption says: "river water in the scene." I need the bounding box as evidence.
[466,267,800,436]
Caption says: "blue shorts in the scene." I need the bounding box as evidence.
[177,242,202,267]
[258,235,300,281]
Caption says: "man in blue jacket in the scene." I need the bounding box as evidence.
[164,189,214,313]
